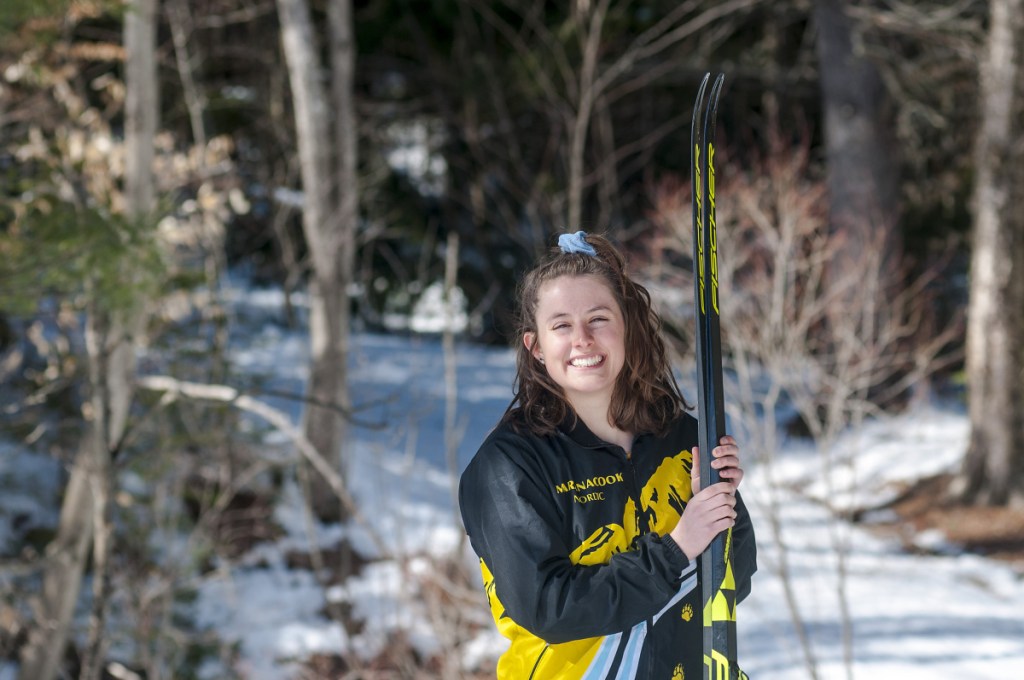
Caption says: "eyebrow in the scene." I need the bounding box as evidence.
[543,305,614,323]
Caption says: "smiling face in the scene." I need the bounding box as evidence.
[524,274,627,412]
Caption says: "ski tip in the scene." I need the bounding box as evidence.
[710,73,725,100]
[703,73,726,128]
[692,73,711,126]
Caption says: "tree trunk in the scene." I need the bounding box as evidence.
[814,0,900,265]
[277,0,357,522]
[166,0,207,150]
[124,0,159,219]
[960,0,1024,507]
[566,0,609,231]
[17,442,94,680]
[18,1,158,677]
[79,308,137,680]
[814,0,910,414]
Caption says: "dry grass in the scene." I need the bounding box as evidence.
[860,473,1024,573]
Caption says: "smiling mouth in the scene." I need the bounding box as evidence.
[569,355,604,368]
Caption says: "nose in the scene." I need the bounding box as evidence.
[573,325,593,347]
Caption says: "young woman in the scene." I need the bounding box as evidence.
[459,231,756,679]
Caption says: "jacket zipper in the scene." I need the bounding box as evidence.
[528,645,549,679]
[625,450,659,680]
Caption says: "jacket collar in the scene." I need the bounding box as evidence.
[557,413,606,449]
[557,411,650,452]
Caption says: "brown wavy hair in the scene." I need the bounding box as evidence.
[502,232,690,436]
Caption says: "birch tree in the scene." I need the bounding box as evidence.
[959,0,1024,506]
[276,0,358,521]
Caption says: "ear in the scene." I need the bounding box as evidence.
[523,332,541,360]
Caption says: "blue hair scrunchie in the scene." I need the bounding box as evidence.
[557,230,597,257]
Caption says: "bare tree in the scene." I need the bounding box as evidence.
[813,0,900,268]
[17,1,159,678]
[958,0,1024,506]
[17,437,94,680]
[452,0,761,248]
[166,0,207,150]
[276,0,359,521]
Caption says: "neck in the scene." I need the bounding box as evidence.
[570,395,634,453]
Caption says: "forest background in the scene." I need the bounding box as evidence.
[1,0,1023,678]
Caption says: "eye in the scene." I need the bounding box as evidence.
[552,322,570,331]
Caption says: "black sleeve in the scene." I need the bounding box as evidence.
[731,489,757,603]
[459,433,692,644]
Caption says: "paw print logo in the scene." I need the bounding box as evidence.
[672,663,685,680]
[680,603,694,622]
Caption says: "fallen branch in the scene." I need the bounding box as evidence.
[136,374,388,557]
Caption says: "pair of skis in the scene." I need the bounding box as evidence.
[691,72,747,680]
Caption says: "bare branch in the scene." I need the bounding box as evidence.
[136,374,388,557]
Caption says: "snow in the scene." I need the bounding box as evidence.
[4,281,1023,679]
[196,562,347,678]
[0,442,63,554]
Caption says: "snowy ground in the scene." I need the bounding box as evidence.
[3,284,1023,679]
[737,409,1024,679]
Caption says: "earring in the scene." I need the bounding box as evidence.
[538,356,545,365]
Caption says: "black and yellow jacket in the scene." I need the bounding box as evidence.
[458,413,756,680]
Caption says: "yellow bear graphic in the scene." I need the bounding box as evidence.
[672,663,685,680]
[569,450,693,566]
[681,603,694,622]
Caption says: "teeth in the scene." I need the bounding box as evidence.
[570,355,603,368]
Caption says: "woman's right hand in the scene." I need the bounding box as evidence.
[669,482,737,561]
